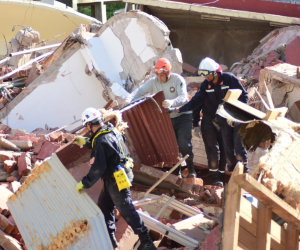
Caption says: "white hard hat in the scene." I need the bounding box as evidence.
[81,107,102,126]
[198,57,219,72]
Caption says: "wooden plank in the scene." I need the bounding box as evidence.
[264,107,288,121]
[256,202,272,250]
[234,174,300,231]
[223,89,266,119]
[239,197,257,237]
[286,224,299,250]
[270,220,286,245]
[270,238,285,250]
[223,89,242,102]
[238,242,251,250]
[238,226,257,250]
[222,162,244,250]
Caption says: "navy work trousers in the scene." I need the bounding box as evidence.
[218,116,248,172]
[97,172,148,236]
[171,113,194,167]
[201,117,226,172]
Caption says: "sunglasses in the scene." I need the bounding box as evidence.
[153,67,168,74]
[198,70,213,76]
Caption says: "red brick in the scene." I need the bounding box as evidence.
[3,160,16,174]
[36,141,60,160]
[185,177,203,186]
[0,151,14,163]
[49,131,63,142]
[17,153,31,176]
[0,214,14,234]
[115,217,138,250]
[201,225,221,250]
[7,134,40,143]
[170,210,181,220]
[33,139,45,155]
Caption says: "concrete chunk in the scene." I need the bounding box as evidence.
[0,229,22,250]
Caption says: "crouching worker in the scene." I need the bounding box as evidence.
[73,107,156,250]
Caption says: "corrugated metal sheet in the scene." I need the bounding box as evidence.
[122,91,179,166]
[7,154,113,250]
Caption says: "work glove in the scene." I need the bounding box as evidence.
[162,99,174,108]
[194,127,202,138]
[73,136,88,147]
[165,107,178,113]
[76,181,84,194]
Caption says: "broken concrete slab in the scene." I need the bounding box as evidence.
[173,214,214,243]
[0,11,182,133]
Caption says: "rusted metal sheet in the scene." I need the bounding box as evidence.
[122,91,179,166]
[7,154,112,250]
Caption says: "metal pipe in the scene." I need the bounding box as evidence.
[0,57,11,67]
[9,43,61,57]
[0,51,53,81]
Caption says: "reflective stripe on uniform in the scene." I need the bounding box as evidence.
[209,169,218,172]
[221,86,229,89]
[206,89,215,92]
[218,170,225,173]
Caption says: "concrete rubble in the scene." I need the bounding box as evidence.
[0,4,299,250]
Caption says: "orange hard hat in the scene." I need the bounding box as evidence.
[153,58,172,74]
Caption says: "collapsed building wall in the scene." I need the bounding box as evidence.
[0,11,182,132]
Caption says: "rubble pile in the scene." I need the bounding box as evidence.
[0,125,78,249]
[231,26,300,86]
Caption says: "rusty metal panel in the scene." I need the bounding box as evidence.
[122,91,179,166]
[7,154,112,250]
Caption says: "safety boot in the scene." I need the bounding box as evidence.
[187,162,196,178]
[109,232,119,249]
[138,232,157,250]
[211,171,223,187]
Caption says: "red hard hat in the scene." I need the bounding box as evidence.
[153,58,172,73]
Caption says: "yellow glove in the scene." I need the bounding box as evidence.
[76,181,84,194]
[73,136,87,147]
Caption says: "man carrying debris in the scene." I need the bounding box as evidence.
[73,107,156,250]
[167,57,249,185]
[132,58,196,178]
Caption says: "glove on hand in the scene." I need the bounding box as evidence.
[162,99,174,108]
[73,136,88,147]
[76,181,84,194]
[194,127,202,138]
[165,107,178,113]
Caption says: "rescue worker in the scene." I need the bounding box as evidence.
[167,57,249,184]
[193,101,226,186]
[73,107,156,250]
[132,58,196,178]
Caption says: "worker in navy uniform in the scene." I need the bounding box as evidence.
[74,107,156,250]
[167,57,249,185]
[192,100,227,186]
